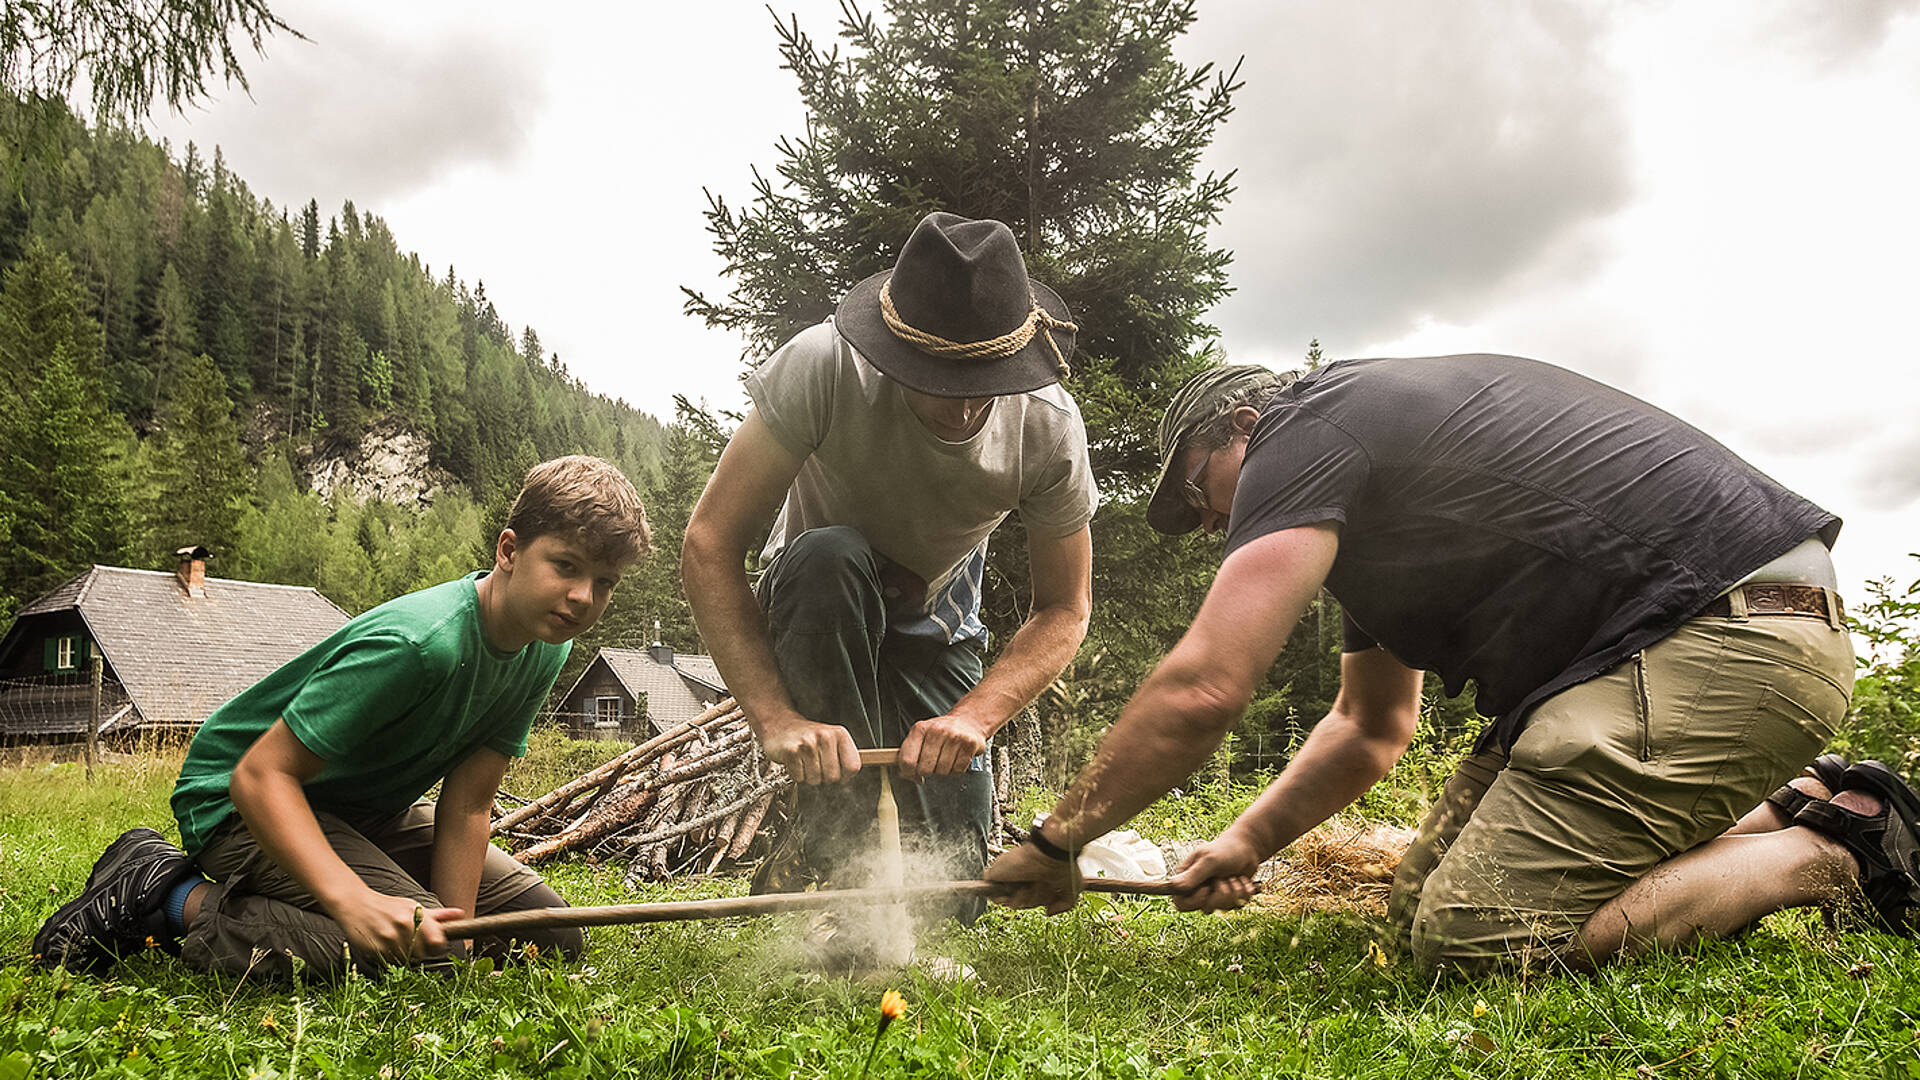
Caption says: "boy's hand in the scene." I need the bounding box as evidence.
[330,889,462,961]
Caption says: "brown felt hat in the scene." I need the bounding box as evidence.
[834,212,1077,398]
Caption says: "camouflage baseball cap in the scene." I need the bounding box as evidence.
[1146,365,1280,535]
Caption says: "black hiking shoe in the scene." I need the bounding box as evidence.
[32,828,198,973]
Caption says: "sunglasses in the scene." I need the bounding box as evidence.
[1181,452,1211,511]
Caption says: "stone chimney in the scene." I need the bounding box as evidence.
[174,545,210,598]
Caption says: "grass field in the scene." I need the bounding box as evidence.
[4,740,1919,1079]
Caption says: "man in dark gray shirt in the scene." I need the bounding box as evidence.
[989,357,1919,972]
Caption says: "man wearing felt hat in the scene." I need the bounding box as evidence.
[684,212,1097,931]
[985,355,1915,973]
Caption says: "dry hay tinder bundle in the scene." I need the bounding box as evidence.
[1250,817,1415,916]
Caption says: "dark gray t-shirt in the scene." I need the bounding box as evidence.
[1223,354,1839,751]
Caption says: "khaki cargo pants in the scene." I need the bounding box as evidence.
[181,801,580,980]
[1388,609,1854,972]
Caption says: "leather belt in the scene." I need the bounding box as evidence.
[1699,583,1843,622]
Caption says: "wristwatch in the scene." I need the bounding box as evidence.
[1028,814,1080,862]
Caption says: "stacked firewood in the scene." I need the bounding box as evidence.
[491,698,790,885]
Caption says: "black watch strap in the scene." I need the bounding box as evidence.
[1029,820,1076,862]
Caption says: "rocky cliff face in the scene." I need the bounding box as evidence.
[300,418,457,507]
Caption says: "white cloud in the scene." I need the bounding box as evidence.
[129,0,1920,596]
[151,2,551,214]
[1179,0,1634,356]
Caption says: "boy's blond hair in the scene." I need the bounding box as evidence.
[506,455,651,565]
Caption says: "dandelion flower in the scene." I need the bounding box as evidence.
[859,990,908,1080]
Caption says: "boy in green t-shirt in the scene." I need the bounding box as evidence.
[34,456,650,979]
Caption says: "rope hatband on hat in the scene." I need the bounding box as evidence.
[879,278,1078,377]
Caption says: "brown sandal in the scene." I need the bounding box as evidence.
[1764,753,1851,819]
[1793,760,1920,936]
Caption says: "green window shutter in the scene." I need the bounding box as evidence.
[44,637,56,671]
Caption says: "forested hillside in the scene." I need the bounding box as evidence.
[0,94,684,635]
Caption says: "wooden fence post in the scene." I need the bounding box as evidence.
[88,653,103,780]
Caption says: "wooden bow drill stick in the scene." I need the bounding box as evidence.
[439,878,1187,940]
[870,748,912,966]
[450,745,1186,941]
[874,755,904,888]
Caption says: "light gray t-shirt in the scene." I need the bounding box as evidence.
[744,321,1099,645]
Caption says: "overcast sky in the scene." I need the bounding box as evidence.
[146,0,1920,601]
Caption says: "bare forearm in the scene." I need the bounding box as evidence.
[949,604,1088,738]
[230,766,368,913]
[1046,665,1241,847]
[430,805,489,918]
[682,540,800,735]
[1219,711,1411,860]
[683,518,862,785]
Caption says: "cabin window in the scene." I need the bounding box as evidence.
[594,696,622,727]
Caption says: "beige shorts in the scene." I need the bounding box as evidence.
[1388,610,1854,972]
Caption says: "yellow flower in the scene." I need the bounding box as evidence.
[861,991,908,1080]
[1473,1000,1489,1018]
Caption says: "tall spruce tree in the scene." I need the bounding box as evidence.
[145,351,250,562]
[0,344,130,597]
[684,0,1242,742]
[638,405,722,647]
[0,232,127,607]
[77,187,147,411]
[684,0,1239,492]
[144,260,198,411]
[199,150,251,390]
[0,236,104,405]
[299,198,320,261]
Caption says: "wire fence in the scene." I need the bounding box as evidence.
[1231,730,1296,776]
[0,671,136,741]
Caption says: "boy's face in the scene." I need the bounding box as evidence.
[494,531,631,645]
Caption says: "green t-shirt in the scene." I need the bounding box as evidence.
[171,572,568,856]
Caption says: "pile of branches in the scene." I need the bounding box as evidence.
[491,698,791,885]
